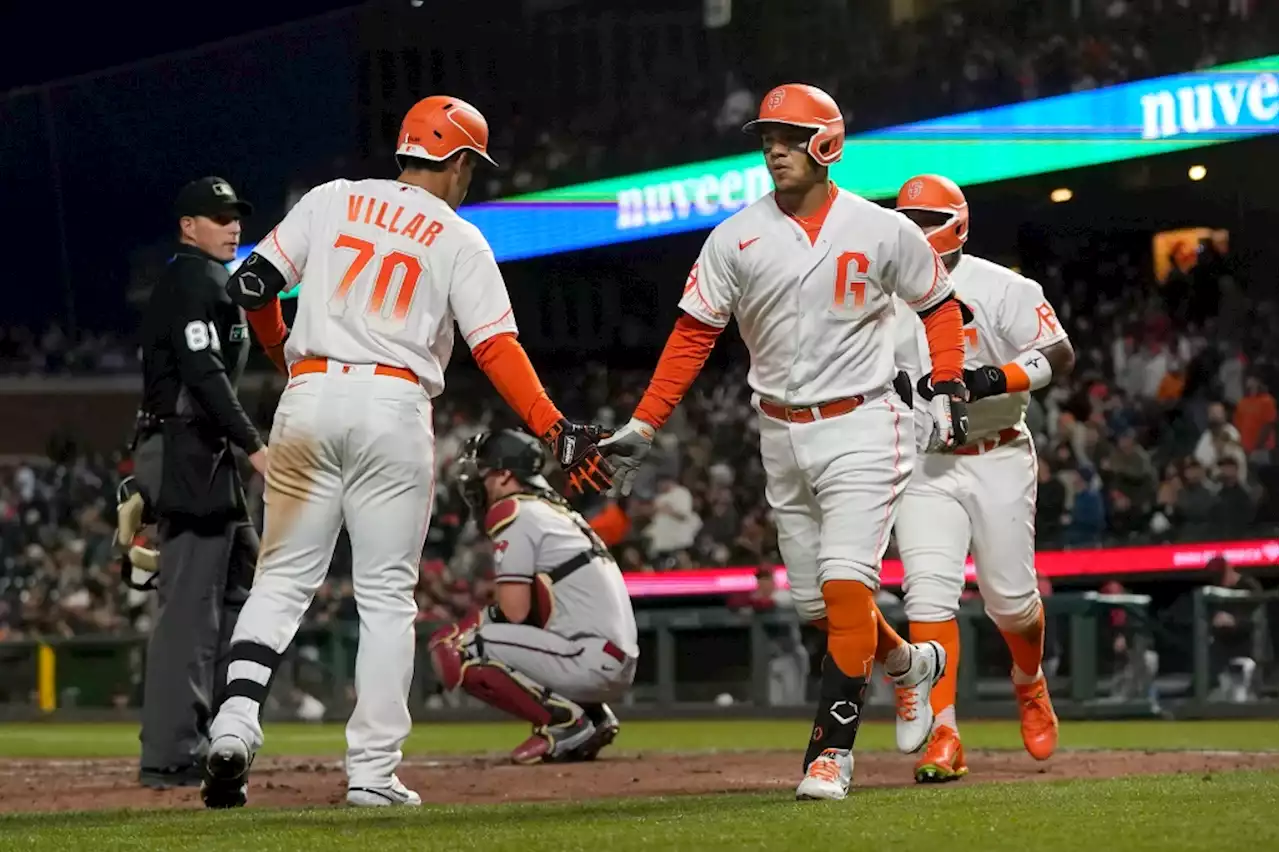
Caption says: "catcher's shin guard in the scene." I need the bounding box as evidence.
[430,625,583,728]
[803,654,869,771]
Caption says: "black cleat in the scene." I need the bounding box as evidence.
[201,736,251,809]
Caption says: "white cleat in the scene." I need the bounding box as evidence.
[346,774,422,807]
[892,641,946,753]
[795,748,853,801]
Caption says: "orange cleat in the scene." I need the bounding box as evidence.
[914,726,968,784]
[1015,675,1059,760]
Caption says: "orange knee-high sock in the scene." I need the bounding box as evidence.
[822,581,877,678]
[909,620,960,716]
[1000,604,1045,681]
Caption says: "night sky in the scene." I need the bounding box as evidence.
[0,2,362,331]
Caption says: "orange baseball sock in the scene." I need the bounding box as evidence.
[874,604,913,676]
[822,580,877,678]
[999,604,1045,684]
[910,619,960,722]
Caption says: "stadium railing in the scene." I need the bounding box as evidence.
[1,590,1274,722]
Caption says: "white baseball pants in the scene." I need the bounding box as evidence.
[896,436,1040,627]
[756,390,914,623]
[209,362,435,789]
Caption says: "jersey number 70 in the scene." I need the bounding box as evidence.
[329,233,424,329]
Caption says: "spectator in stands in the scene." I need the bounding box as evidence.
[1234,375,1277,455]
[1102,428,1157,511]
[641,475,702,564]
[1035,455,1068,548]
[1064,465,1106,548]
[1210,458,1256,538]
[1174,461,1216,541]
[1195,401,1249,481]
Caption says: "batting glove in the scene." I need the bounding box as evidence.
[917,379,970,452]
[597,418,657,498]
[542,419,615,496]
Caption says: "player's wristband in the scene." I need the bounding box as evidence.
[1002,350,1054,393]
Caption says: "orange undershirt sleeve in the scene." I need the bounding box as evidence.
[471,333,564,436]
[245,300,289,375]
[921,298,965,385]
[633,312,723,429]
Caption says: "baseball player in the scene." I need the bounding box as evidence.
[200,96,614,809]
[428,429,636,764]
[598,84,973,801]
[891,174,1075,783]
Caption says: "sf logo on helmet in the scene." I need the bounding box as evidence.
[767,88,787,110]
[906,180,924,200]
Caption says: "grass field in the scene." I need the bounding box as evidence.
[0,719,1275,852]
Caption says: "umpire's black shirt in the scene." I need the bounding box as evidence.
[140,245,263,453]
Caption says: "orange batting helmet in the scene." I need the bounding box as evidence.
[742,83,845,166]
[896,174,969,256]
[395,96,498,169]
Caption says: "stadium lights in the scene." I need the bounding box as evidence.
[1188,164,1208,181]
[1050,188,1073,203]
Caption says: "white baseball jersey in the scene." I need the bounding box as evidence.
[252,178,518,394]
[896,254,1068,444]
[487,494,639,658]
[679,187,953,405]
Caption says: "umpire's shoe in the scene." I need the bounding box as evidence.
[201,735,251,809]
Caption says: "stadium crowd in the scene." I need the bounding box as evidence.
[469,0,1275,201]
[0,0,1276,641]
[1,232,1275,639]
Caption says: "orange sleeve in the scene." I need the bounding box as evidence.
[921,298,965,384]
[245,299,287,348]
[633,312,722,429]
[588,502,631,548]
[245,300,289,375]
[471,332,564,436]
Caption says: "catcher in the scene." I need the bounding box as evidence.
[429,429,637,763]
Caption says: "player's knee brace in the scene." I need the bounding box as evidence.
[984,591,1041,634]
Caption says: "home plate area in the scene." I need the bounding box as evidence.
[0,749,1271,813]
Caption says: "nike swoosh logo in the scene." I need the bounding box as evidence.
[738,237,760,251]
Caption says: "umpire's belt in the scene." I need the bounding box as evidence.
[290,357,419,385]
[759,395,864,424]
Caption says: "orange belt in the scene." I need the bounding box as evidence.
[289,357,419,385]
[759,395,865,424]
[951,427,1023,456]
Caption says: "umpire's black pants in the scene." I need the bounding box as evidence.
[139,514,257,771]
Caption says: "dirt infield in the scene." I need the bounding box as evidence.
[0,749,1272,813]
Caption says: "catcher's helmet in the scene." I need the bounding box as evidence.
[896,174,969,256]
[742,83,845,166]
[453,429,551,516]
[395,95,498,170]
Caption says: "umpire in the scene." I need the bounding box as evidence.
[129,176,269,788]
